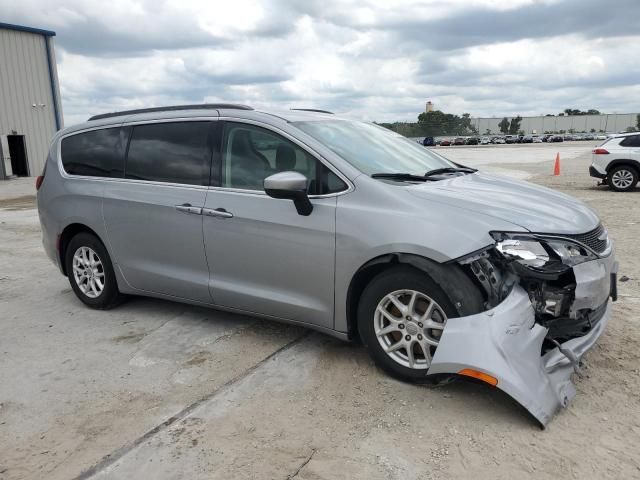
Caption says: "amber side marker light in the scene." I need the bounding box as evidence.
[458,368,498,387]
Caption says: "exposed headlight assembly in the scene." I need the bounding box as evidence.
[491,232,599,272]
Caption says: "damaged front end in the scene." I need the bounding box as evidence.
[430,224,618,427]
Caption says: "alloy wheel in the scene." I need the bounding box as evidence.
[374,289,447,369]
[611,169,634,189]
[72,246,105,298]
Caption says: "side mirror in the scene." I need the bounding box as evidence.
[264,171,313,216]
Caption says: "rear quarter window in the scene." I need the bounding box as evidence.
[61,127,128,177]
[620,135,640,147]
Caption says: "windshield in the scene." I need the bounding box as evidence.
[293,120,455,176]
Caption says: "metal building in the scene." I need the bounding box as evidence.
[471,113,639,136]
[0,22,63,179]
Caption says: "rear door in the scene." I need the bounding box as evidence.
[102,120,217,303]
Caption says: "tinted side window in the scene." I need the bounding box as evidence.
[222,123,347,194]
[620,135,640,147]
[61,127,127,177]
[126,122,211,185]
[320,164,348,194]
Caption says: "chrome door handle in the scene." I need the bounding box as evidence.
[175,203,203,215]
[203,207,234,219]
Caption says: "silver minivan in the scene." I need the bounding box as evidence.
[37,104,618,426]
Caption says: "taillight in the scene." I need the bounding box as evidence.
[35,175,45,190]
[592,148,609,155]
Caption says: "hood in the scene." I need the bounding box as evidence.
[406,172,599,234]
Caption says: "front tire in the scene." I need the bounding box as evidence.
[607,165,638,192]
[357,266,477,384]
[65,232,124,309]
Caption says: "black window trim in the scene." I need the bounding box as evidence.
[57,119,218,190]
[57,117,352,195]
[213,118,352,198]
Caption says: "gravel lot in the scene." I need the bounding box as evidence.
[1,142,639,479]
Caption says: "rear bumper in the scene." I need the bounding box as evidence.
[430,253,618,427]
[589,165,606,179]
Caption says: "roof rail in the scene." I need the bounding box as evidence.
[290,108,334,114]
[88,103,253,121]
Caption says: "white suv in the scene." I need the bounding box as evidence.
[590,132,640,191]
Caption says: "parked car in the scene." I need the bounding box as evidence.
[480,137,490,145]
[549,135,564,143]
[453,137,466,145]
[465,137,479,145]
[522,135,533,143]
[492,136,505,144]
[504,135,517,144]
[532,135,543,143]
[584,134,595,141]
[590,132,640,191]
[37,104,618,427]
[439,138,451,146]
[423,136,435,147]
[596,134,607,140]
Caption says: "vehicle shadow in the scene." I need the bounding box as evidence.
[118,295,540,429]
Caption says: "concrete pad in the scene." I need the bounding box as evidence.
[1,145,639,479]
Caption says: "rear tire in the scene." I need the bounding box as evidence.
[65,232,124,309]
[607,165,638,192]
[357,265,480,384]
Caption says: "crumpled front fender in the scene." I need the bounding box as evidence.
[429,284,613,427]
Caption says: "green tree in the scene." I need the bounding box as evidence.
[498,117,510,134]
[484,128,492,135]
[509,116,522,135]
[562,108,601,116]
[590,128,596,133]
[416,110,478,136]
[460,113,478,135]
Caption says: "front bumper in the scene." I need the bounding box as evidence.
[430,253,618,427]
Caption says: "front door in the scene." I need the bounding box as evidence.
[203,121,346,328]
[103,120,215,303]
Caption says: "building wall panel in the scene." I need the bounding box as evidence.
[0,28,59,176]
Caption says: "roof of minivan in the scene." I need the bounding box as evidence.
[613,131,640,137]
[59,105,342,137]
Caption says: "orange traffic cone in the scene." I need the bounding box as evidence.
[553,152,560,176]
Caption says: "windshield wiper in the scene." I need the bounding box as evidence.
[371,173,432,182]
[372,167,478,183]
[423,167,477,177]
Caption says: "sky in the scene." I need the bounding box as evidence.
[2,0,639,126]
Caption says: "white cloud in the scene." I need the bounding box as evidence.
[1,0,637,125]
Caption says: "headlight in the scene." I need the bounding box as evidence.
[545,239,597,267]
[491,232,598,269]
[495,239,549,268]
